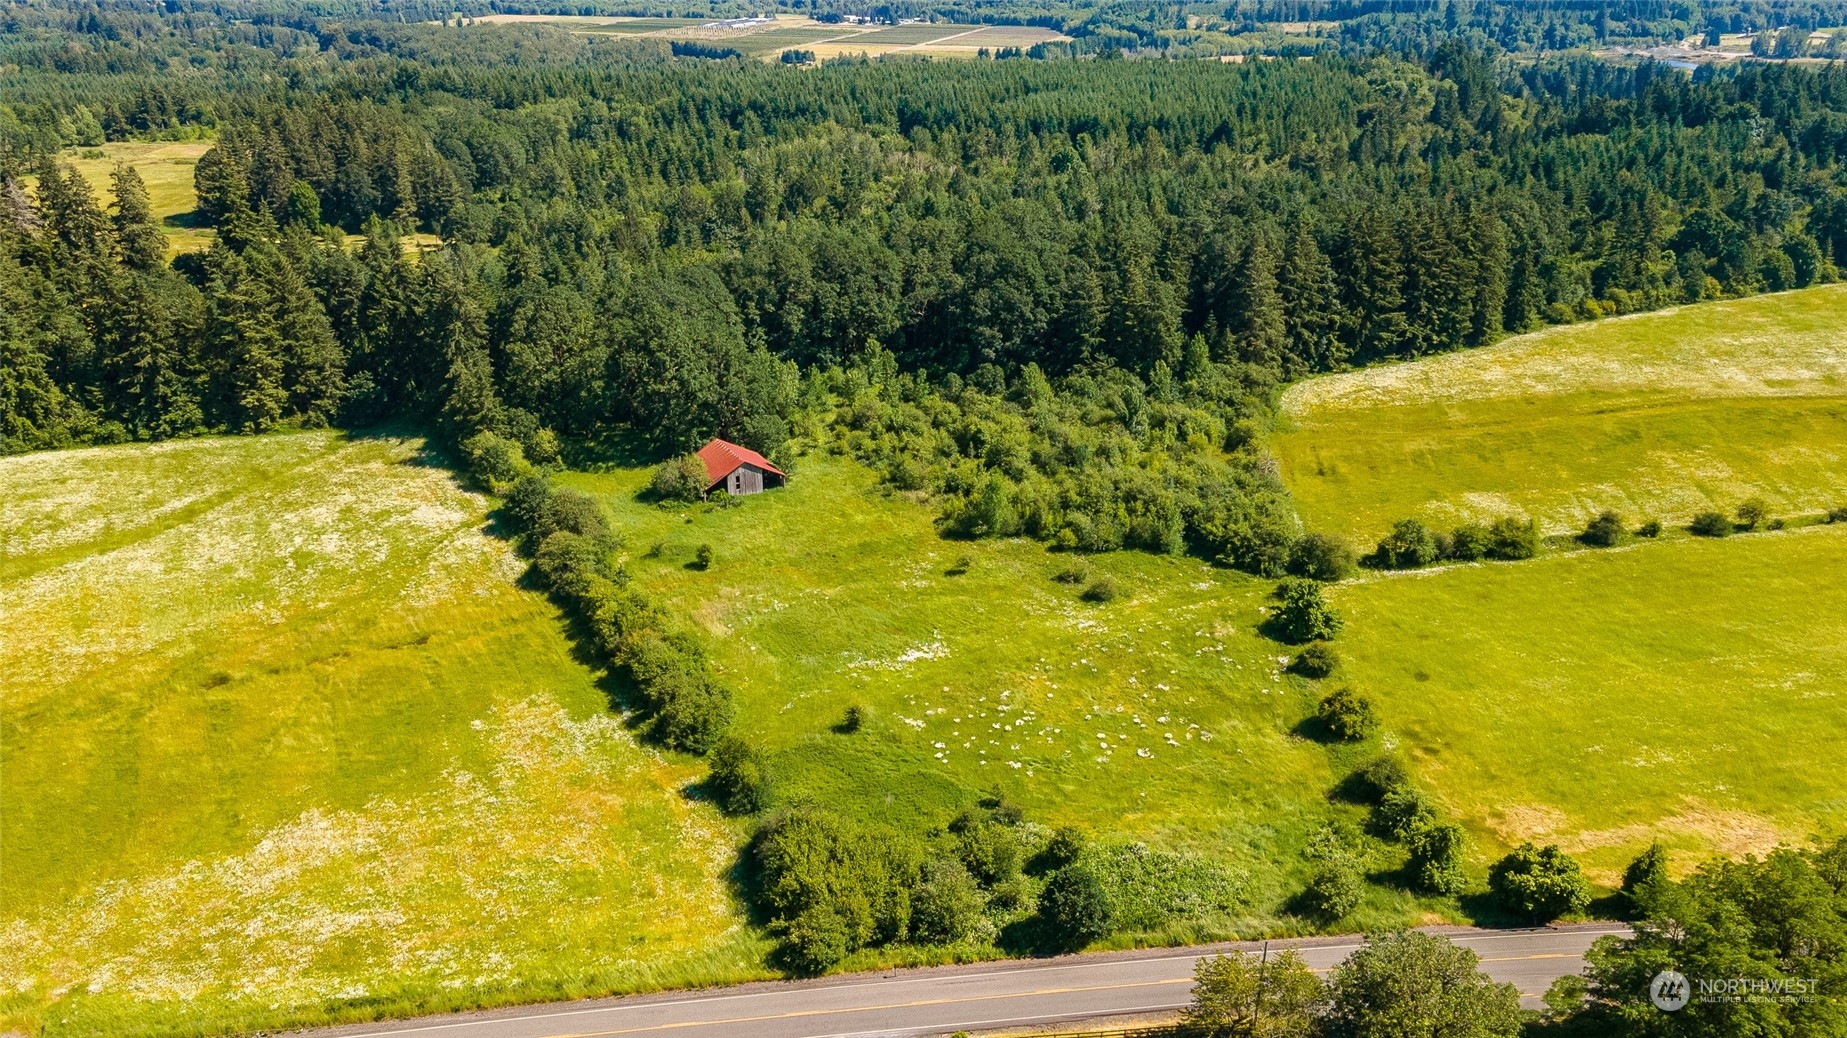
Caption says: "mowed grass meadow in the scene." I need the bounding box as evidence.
[1273,285,1847,543]
[1331,525,1847,883]
[0,432,762,1038]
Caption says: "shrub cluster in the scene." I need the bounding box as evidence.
[751,799,1048,971]
[1336,754,1469,898]
[1183,934,1522,1038]
[831,353,1301,574]
[1369,515,1540,568]
[1689,509,1733,537]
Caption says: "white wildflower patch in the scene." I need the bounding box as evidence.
[844,635,948,671]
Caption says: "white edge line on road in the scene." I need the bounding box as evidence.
[816,1002,1194,1038]
[317,929,1630,1038]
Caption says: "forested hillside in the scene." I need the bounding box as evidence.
[8,17,1847,567]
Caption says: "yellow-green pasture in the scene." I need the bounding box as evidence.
[0,432,761,1038]
[1331,523,1847,883]
[1274,286,1847,544]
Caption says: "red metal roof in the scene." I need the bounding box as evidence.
[696,439,785,485]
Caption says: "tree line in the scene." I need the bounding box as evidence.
[7,24,1847,575]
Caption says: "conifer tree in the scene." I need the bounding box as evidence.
[1279,220,1344,371]
[110,164,168,273]
[1233,231,1285,371]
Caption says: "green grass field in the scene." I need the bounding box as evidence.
[1331,524,1847,883]
[562,458,1450,939]
[0,432,760,1038]
[1274,285,1847,543]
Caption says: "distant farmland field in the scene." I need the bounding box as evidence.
[940,25,1068,47]
[849,22,980,44]
[0,433,759,1038]
[1273,285,1847,543]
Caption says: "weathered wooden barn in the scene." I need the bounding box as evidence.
[696,438,787,496]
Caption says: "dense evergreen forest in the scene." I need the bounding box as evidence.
[6,7,1847,567]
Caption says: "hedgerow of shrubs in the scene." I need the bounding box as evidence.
[1371,514,1542,568]
[466,452,738,759]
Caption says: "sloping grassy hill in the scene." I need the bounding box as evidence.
[1269,286,1847,881]
[0,432,760,1038]
[1331,524,1847,883]
[1274,285,1847,542]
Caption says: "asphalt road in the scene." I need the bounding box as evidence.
[292,924,1625,1038]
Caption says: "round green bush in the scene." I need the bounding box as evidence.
[652,676,735,754]
[1377,784,1438,841]
[1735,497,1770,530]
[1080,576,1119,603]
[1580,510,1627,547]
[1375,518,1440,569]
[649,454,710,502]
[1407,821,1469,895]
[1316,686,1377,741]
[1347,754,1411,804]
[1290,643,1338,679]
[1273,577,1343,643]
[1039,862,1116,947]
[1445,522,1492,561]
[1488,843,1592,922]
[707,736,772,815]
[1288,532,1357,581]
[1636,518,1663,538]
[1690,510,1733,537]
[1303,857,1365,920]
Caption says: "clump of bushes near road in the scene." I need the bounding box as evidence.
[748,799,1244,972]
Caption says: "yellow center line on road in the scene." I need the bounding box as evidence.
[537,951,1588,1038]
